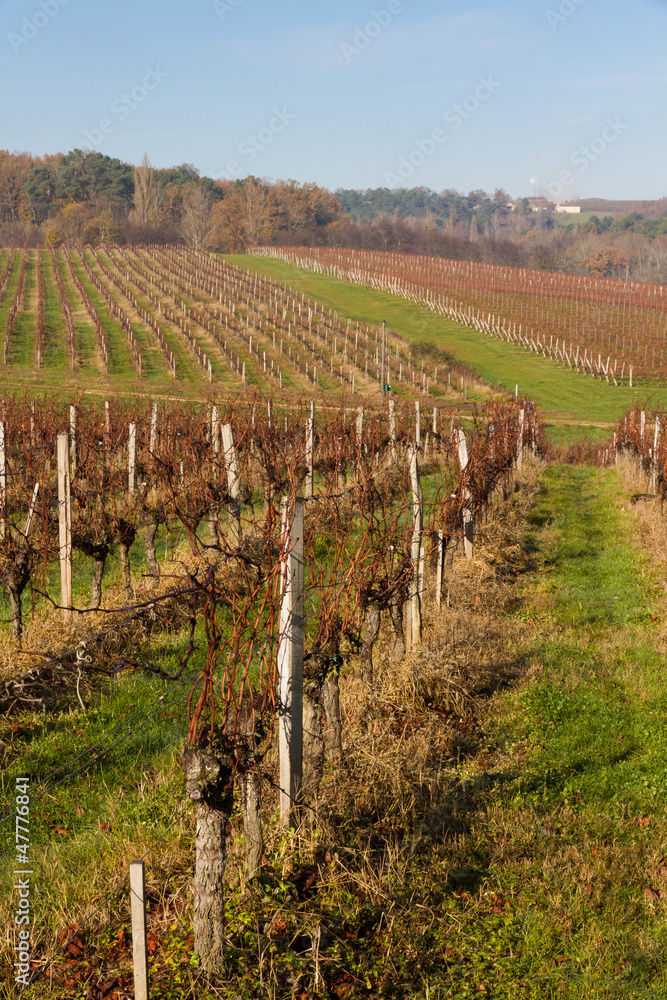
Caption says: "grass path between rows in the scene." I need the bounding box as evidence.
[457,464,667,997]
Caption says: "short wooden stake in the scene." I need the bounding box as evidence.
[24,483,39,538]
[278,496,304,824]
[129,861,150,1000]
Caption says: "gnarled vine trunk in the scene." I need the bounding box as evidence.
[142,514,160,578]
[359,605,381,685]
[181,746,234,978]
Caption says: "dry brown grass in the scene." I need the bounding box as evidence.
[261,459,543,863]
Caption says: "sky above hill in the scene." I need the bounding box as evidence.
[1,0,665,200]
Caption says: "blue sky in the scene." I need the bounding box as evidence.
[1,0,666,199]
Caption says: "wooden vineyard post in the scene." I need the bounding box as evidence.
[305,401,314,499]
[129,861,150,1000]
[128,423,137,495]
[388,398,396,464]
[104,401,110,461]
[221,423,241,547]
[278,497,304,824]
[355,406,363,479]
[432,407,438,455]
[516,408,525,473]
[457,429,474,559]
[24,483,39,538]
[406,447,423,650]
[0,421,5,542]
[381,320,386,395]
[57,433,72,622]
[653,416,661,493]
[70,406,77,480]
[436,530,445,609]
[415,401,421,450]
[211,404,220,461]
[149,403,158,456]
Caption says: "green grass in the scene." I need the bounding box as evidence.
[224,254,667,429]
[544,422,614,448]
[9,253,37,371]
[438,464,667,997]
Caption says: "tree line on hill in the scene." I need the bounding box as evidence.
[2,148,667,283]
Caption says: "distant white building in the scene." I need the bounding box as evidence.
[526,197,555,212]
[555,205,581,214]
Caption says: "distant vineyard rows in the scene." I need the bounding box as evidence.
[0,246,469,399]
[255,246,667,384]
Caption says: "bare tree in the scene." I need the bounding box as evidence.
[180,184,214,250]
[132,154,159,226]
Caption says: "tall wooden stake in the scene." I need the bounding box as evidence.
[0,422,5,542]
[69,405,77,480]
[149,403,158,455]
[381,320,386,394]
[457,429,474,559]
[305,401,314,499]
[57,433,72,621]
[388,398,396,464]
[516,409,525,472]
[278,497,304,824]
[221,423,241,547]
[407,447,423,649]
[128,423,136,495]
[436,530,445,608]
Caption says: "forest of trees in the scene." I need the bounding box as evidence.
[2,147,667,283]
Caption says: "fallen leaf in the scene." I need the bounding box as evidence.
[146,934,160,954]
[645,887,662,902]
